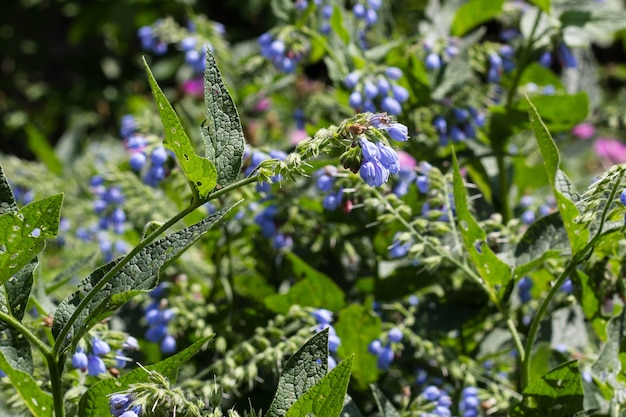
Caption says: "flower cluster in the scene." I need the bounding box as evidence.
[418,385,453,417]
[368,327,403,370]
[487,45,515,84]
[258,31,308,73]
[432,107,484,146]
[109,393,142,417]
[352,0,382,28]
[518,194,556,225]
[458,387,480,417]
[423,37,459,71]
[311,308,341,369]
[137,22,167,55]
[10,184,34,206]
[179,36,208,73]
[254,205,293,250]
[144,285,177,354]
[344,67,408,115]
[314,166,347,211]
[71,337,110,376]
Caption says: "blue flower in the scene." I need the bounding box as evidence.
[311,308,333,325]
[92,337,111,356]
[376,346,394,370]
[323,188,344,211]
[359,160,388,187]
[388,328,403,342]
[87,354,106,376]
[72,347,88,371]
[382,123,409,142]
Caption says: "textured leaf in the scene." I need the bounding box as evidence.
[143,57,217,198]
[513,213,570,274]
[340,394,364,417]
[335,304,381,390]
[264,253,345,314]
[371,385,402,417]
[0,193,63,285]
[79,335,213,417]
[284,355,353,417]
[510,361,584,417]
[200,48,245,188]
[451,0,505,36]
[527,97,589,253]
[266,328,330,417]
[452,152,512,300]
[0,350,53,417]
[0,164,17,214]
[52,204,237,354]
[0,259,36,374]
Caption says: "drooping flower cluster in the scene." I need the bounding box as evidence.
[254,205,293,250]
[311,308,341,369]
[71,335,139,377]
[344,67,408,115]
[368,327,403,370]
[258,31,309,73]
[458,387,480,417]
[418,385,453,417]
[138,22,167,55]
[144,284,177,354]
[432,107,484,146]
[109,393,142,417]
[422,37,460,71]
[314,166,347,211]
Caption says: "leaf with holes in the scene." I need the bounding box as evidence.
[143,57,217,199]
[0,349,53,417]
[513,213,570,276]
[0,193,63,285]
[452,151,512,301]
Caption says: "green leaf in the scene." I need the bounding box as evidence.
[510,361,584,417]
[517,93,589,132]
[334,304,381,390]
[0,164,17,214]
[0,350,53,417]
[513,213,570,275]
[452,151,512,300]
[371,385,402,417]
[200,48,245,188]
[284,355,353,417]
[330,5,350,45]
[0,193,63,285]
[528,0,550,14]
[52,204,238,354]
[526,96,589,253]
[143,57,217,199]
[79,335,213,417]
[25,124,63,175]
[271,0,294,22]
[266,328,330,417]
[0,258,36,374]
[451,0,505,36]
[264,253,345,314]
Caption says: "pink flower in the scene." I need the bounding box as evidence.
[397,151,416,171]
[572,123,595,140]
[594,138,626,165]
[182,77,204,98]
[289,128,308,145]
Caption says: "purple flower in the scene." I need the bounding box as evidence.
[160,335,177,354]
[391,85,409,102]
[311,308,333,325]
[423,385,441,401]
[385,67,403,80]
[594,138,626,165]
[572,123,595,140]
[381,96,402,115]
[359,137,381,161]
[368,339,383,355]
[87,354,106,376]
[382,123,409,142]
[557,44,577,69]
[376,346,394,370]
[323,188,344,210]
[359,160,389,187]
[72,348,88,370]
[425,53,441,70]
[388,328,403,342]
[349,91,363,108]
[92,337,111,356]
[344,71,360,88]
[110,394,132,417]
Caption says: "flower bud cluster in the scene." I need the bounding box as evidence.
[314,166,347,211]
[311,308,341,369]
[344,67,408,115]
[459,387,480,417]
[417,385,453,417]
[368,327,403,370]
[72,334,139,377]
[258,31,309,74]
[144,284,177,354]
[422,37,460,71]
[254,205,293,250]
[109,393,142,417]
[138,22,168,55]
[517,194,556,225]
[432,107,484,146]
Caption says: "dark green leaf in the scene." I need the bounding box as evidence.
[0,164,17,215]
[284,355,353,417]
[510,361,584,417]
[143,57,217,199]
[452,152,512,300]
[266,328,329,417]
[264,253,345,314]
[340,394,364,417]
[79,335,213,417]
[371,385,402,417]
[0,350,52,417]
[528,0,550,14]
[517,93,588,132]
[513,213,570,274]
[0,193,63,285]
[52,204,238,354]
[330,5,350,45]
[334,304,381,390]
[0,258,36,374]
[200,48,245,188]
[451,0,505,36]
[527,97,589,253]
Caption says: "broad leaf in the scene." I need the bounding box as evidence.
[527,97,589,253]
[452,152,512,300]
[334,304,381,390]
[510,361,584,417]
[0,259,36,374]
[517,93,588,132]
[451,0,505,36]
[264,253,345,314]
[0,193,63,285]
[371,385,402,417]
[513,213,570,275]
[0,164,17,214]
[79,335,213,417]
[266,328,330,417]
[284,355,353,417]
[52,204,238,354]
[0,350,53,417]
[200,48,245,188]
[143,57,217,199]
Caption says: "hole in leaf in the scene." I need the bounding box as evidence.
[474,240,483,254]
[196,181,202,186]
[315,358,322,366]
[171,127,176,134]
[184,154,189,161]
[460,220,468,231]
[30,228,41,238]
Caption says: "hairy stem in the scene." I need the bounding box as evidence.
[0,310,51,357]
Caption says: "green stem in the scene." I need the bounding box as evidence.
[47,356,65,417]
[495,151,512,224]
[51,201,203,357]
[0,310,51,357]
[206,176,259,202]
